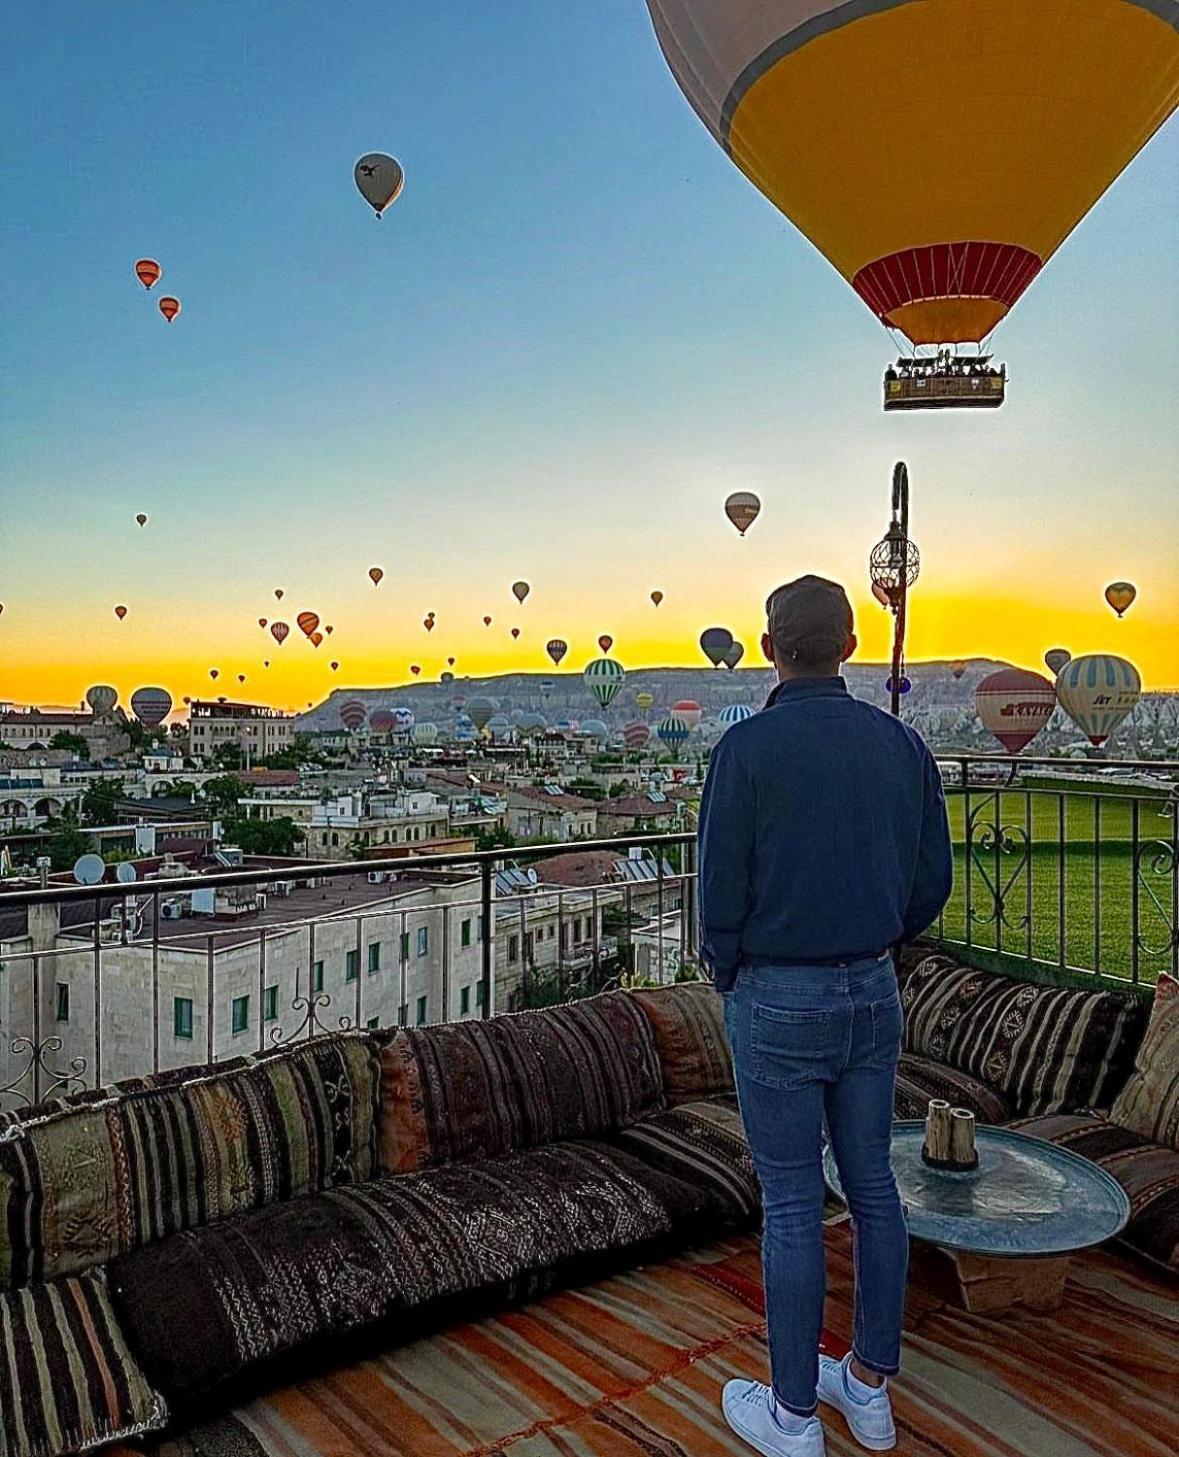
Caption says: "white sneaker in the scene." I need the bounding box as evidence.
[817,1354,896,1451]
[721,1380,826,1456]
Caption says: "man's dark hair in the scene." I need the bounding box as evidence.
[765,575,854,671]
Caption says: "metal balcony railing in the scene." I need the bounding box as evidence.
[0,756,1175,1113]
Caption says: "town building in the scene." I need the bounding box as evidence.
[503,785,598,843]
[187,700,295,763]
[0,707,130,760]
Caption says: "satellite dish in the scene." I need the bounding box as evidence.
[73,854,105,886]
[115,862,138,884]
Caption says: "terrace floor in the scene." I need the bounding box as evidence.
[118,1216,1177,1457]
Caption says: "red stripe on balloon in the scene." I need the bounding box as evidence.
[852,242,1042,318]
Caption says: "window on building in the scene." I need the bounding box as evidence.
[548,924,555,940]
[345,949,359,982]
[476,980,485,1008]
[508,934,519,962]
[525,930,534,959]
[367,1016,380,1030]
[232,995,250,1035]
[460,918,471,948]
[415,995,428,1026]
[55,983,69,1023]
[400,931,410,962]
[330,832,339,847]
[416,926,428,958]
[263,985,278,1022]
[311,959,324,992]
[367,942,381,974]
[174,997,193,1040]
[460,985,471,1016]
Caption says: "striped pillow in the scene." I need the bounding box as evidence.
[0,1269,166,1457]
[630,983,733,1103]
[0,1032,379,1289]
[1111,974,1179,1151]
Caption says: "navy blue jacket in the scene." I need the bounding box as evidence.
[697,677,952,991]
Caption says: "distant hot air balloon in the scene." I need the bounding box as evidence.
[340,700,367,733]
[1044,648,1072,676]
[274,589,284,600]
[511,580,530,604]
[975,669,1057,753]
[650,590,663,607]
[546,639,568,666]
[671,699,703,730]
[446,656,456,667]
[483,615,492,627]
[657,714,690,751]
[258,617,267,628]
[623,720,652,750]
[330,661,339,672]
[392,708,415,734]
[114,604,128,620]
[158,296,180,322]
[724,492,761,536]
[584,658,625,708]
[423,617,434,632]
[325,625,334,635]
[209,669,219,681]
[370,710,395,734]
[645,1,1179,350]
[467,696,497,731]
[636,691,654,713]
[700,626,734,667]
[1104,581,1137,618]
[440,671,454,684]
[354,153,404,218]
[297,611,319,638]
[369,567,384,587]
[237,674,246,685]
[410,664,421,675]
[886,675,912,696]
[949,660,968,680]
[134,259,161,290]
[412,722,438,746]
[598,635,614,655]
[130,687,172,727]
[86,685,118,715]
[263,660,270,668]
[135,512,148,527]
[1056,654,1142,747]
[510,627,521,640]
[719,703,755,729]
[270,621,290,645]
[309,631,324,648]
[723,642,745,670]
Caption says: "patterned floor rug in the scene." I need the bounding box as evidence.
[112,1220,1178,1457]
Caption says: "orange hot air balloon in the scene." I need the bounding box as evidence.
[483,615,492,627]
[158,296,180,322]
[330,661,340,672]
[274,588,284,601]
[258,617,267,628]
[270,621,290,645]
[297,611,319,638]
[209,668,219,680]
[134,259,161,290]
[646,2,1179,350]
[310,631,324,647]
[511,627,521,640]
[410,664,421,676]
[368,567,384,586]
[598,635,614,654]
[237,674,246,684]
[114,604,128,620]
[423,617,434,632]
[135,512,148,527]
[650,590,663,606]
[324,625,333,635]
[1104,581,1137,617]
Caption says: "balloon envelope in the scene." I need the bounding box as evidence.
[1104,581,1137,617]
[1056,654,1141,746]
[671,699,703,729]
[296,611,319,638]
[598,635,614,654]
[368,567,384,586]
[700,626,734,666]
[354,153,405,217]
[724,491,760,535]
[339,700,367,732]
[949,659,967,680]
[270,621,290,645]
[130,687,172,728]
[646,0,1179,345]
[657,714,690,748]
[467,696,497,731]
[623,720,652,750]
[1044,648,1072,676]
[511,580,530,603]
[584,657,625,708]
[135,513,148,527]
[134,259,161,289]
[719,703,754,728]
[86,685,118,715]
[723,642,745,670]
[650,590,663,606]
[114,605,128,620]
[158,296,180,322]
[546,638,568,666]
[975,669,1056,753]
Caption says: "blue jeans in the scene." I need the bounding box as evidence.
[723,955,908,1416]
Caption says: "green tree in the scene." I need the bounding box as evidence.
[474,825,516,852]
[80,777,124,826]
[212,742,244,770]
[43,811,92,871]
[223,815,303,857]
[49,731,90,760]
[199,774,245,818]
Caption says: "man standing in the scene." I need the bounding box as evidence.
[698,576,952,1457]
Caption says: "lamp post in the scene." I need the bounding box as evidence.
[869,462,920,717]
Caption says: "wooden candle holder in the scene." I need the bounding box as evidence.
[921,1100,979,1171]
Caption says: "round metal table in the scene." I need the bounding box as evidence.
[823,1121,1130,1312]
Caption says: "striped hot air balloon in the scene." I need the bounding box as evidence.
[130,687,172,728]
[975,668,1057,753]
[339,700,367,733]
[718,703,755,729]
[646,0,1179,348]
[584,657,625,708]
[671,699,703,730]
[657,714,691,751]
[1056,654,1142,747]
[624,720,652,750]
[369,710,396,734]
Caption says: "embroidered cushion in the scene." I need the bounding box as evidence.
[630,983,733,1103]
[615,1097,759,1224]
[894,1054,1014,1124]
[0,1268,167,1456]
[0,1032,378,1289]
[1110,973,1179,1151]
[379,991,664,1175]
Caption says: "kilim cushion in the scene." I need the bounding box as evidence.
[1110,973,1179,1151]
[378,990,664,1175]
[894,1054,1014,1124]
[630,982,734,1103]
[899,953,1145,1117]
[0,1268,167,1457]
[0,1032,378,1290]
[110,1139,697,1410]
[1010,1111,1179,1275]
[615,1096,760,1224]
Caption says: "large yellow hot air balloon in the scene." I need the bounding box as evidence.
[646,1,1179,348]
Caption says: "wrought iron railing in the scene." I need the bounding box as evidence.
[1,755,1174,1112]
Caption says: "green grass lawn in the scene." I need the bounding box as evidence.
[934,788,1176,986]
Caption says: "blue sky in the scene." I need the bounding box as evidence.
[3,1,1177,705]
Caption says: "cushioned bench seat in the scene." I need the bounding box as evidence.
[894,1053,1014,1123]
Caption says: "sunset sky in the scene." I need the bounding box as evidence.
[3,1,1177,714]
